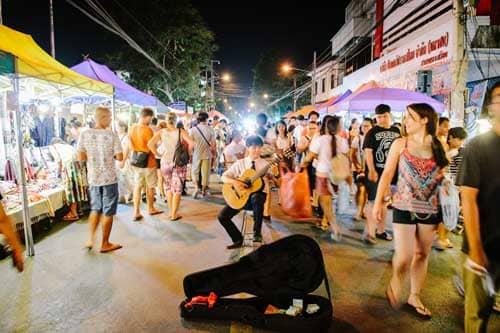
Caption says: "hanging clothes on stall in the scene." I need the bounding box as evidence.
[59,117,66,140]
[31,115,55,147]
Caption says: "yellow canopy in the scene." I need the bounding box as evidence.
[0,25,112,95]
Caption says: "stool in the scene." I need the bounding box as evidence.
[240,210,255,247]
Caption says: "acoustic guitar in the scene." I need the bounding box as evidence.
[222,148,294,210]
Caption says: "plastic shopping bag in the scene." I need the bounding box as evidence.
[279,165,312,218]
[336,181,350,215]
[439,183,460,231]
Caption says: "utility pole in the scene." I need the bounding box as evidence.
[49,0,56,58]
[204,70,209,112]
[0,0,3,25]
[210,60,220,110]
[451,0,467,126]
[311,51,317,105]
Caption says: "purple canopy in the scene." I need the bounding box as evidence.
[71,59,160,107]
[318,89,352,115]
[333,87,446,114]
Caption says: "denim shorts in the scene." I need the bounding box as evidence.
[89,183,119,216]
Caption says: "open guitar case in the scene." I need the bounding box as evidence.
[180,234,333,332]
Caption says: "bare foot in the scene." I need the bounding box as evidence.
[100,243,123,253]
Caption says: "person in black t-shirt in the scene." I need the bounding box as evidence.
[458,81,500,332]
[362,104,401,245]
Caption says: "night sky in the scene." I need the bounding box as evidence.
[2,0,351,94]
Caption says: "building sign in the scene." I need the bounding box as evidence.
[380,32,450,72]
[0,51,14,75]
[168,101,186,111]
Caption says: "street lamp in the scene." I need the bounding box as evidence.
[222,73,231,82]
[249,102,255,108]
[281,63,309,74]
[223,98,228,103]
[263,93,269,100]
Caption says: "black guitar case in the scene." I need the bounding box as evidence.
[180,234,333,332]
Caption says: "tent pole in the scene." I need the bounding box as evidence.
[111,93,116,131]
[13,75,35,256]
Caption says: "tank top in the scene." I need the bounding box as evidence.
[392,142,442,214]
[160,129,180,164]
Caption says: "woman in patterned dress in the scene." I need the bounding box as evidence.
[373,103,449,319]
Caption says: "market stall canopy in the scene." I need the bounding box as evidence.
[317,90,352,115]
[332,87,446,114]
[71,58,164,108]
[353,80,381,93]
[285,105,316,118]
[0,25,112,95]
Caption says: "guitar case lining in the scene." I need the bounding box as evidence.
[180,234,333,332]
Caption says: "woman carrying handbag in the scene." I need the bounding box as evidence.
[148,113,193,221]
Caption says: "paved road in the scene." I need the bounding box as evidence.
[1,185,499,332]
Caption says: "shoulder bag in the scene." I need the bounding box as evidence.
[130,151,149,168]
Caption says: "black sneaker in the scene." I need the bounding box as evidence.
[226,240,243,250]
[253,235,263,243]
[376,231,393,241]
[263,216,272,224]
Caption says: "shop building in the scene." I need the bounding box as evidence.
[315,0,500,127]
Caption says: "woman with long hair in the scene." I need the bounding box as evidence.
[373,103,448,319]
[275,120,291,154]
[301,115,348,240]
[148,113,193,221]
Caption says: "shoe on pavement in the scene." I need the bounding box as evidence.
[263,216,272,224]
[493,297,500,313]
[453,274,465,297]
[192,190,199,199]
[362,235,377,245]
[226,240,243,250]
[376,231,393,241]
[253,235,263,243]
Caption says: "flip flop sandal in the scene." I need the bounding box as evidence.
[170,216,182,221]
[149,211,164,216]
[133,215,143,222]
[402,303,432,320]
[386,283,401,310]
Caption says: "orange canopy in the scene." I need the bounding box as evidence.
[285,105,316,118]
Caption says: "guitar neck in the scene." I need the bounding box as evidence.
[250,164,271,183]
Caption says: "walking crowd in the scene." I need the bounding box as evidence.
[1,82,500,332]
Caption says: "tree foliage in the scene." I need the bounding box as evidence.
[101,0,216,106]
[251,50,309,119]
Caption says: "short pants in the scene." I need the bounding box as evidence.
[393,208,441,225]
[365,179,379,201]
[315,176,334,196]
[132,166,158,189]
[89,183,119,216]
[161,162,187,194]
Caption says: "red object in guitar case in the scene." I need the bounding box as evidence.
[279,165,312,218]
[180,235,333,332]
